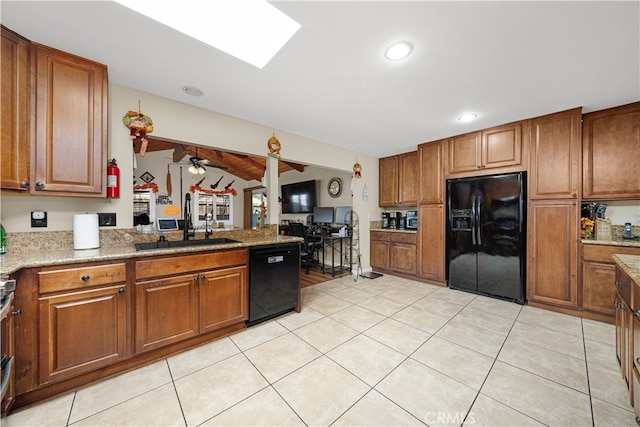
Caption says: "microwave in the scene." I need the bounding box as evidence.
[406,211,418,229]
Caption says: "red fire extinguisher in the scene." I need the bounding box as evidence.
[107,158,120,198]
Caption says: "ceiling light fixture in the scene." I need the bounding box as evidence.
[458,113,478,123]
[182,86,204,97]
[385,41,413,61]
[188,165,206,175]
[113,0,300,69]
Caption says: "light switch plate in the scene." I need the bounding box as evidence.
[31,211,47,227]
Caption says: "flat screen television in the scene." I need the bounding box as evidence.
[281,179,317,214]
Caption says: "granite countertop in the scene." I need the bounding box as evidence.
[581,238,640,248]
[0,229,302,276]
[613,254,640,285]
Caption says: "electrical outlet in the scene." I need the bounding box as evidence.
[31,211,47,227]
[98,212,116,227]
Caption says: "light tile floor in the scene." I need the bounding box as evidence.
[6,275,634,426]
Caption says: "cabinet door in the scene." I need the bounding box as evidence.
[417,204,445,282]
[481,122,522,170]
[398,151,418,206]
[1,28,30,192]
[135,274,198,353]
[418,141,443,204]
[32,43,107,196]
[582,261,615,316]
[448,132,481,174]
[39,285,127,383]
[390,243,417,275]
[583,102,640,199]
[527,201,578,307]
[379,156,398,207]
[198,266,247,334]
[370,238,390,271]
[529,108,581,199]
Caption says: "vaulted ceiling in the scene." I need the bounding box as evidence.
[134,138,307,182]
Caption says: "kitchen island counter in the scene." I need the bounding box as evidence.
[0,228,301,276]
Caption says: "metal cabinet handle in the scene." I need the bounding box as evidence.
[35,181,44,189]
[20,180,29,188]
[615,280,624,287]
[118,288,125,295]
[11,309,22,316]
[201,275,206,280]
[81,275,90,282]
[194,276,199,282]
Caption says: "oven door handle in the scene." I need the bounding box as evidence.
[0,292,14,322]
[1,356,14,400]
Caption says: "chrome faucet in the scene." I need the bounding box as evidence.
[183,193,194,241]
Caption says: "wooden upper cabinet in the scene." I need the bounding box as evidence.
[529,107,582,199]
[1,27,30,192]
[447,122,525,176]
[398,151,418,205]
[379,151,417,207]
[583,102,640,200]
[31,43,108,196]
[379,156,398,207]
[418,140,443,204]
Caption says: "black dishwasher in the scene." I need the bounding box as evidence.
[247,243,300,327]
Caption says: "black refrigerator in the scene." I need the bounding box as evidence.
[446,172,526,303]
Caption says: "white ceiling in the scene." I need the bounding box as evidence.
[2,1,638,158]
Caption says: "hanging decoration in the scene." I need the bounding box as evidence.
[189,175,236,196]
[133,182,159,193]
[123,102,154,156]
[353,160,362,178]
[267,133,281,159]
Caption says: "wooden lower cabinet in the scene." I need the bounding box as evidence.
[135,274,198,353]
[582,245,640,320]
[370,231,417,277]
[38,274,127,384]
[134,250,248,354]
[527,200,578,308]
[198,266,247,334]
[615,265,636,408]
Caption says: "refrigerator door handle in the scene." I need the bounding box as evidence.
[476,196,482,246]
[470,196,477,245]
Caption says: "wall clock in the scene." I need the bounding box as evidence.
[328,177,342,198]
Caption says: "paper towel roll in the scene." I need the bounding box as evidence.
[73,214,100,250]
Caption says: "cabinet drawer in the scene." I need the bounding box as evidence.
[390,233,417,244]
[371,231,390,242]
[39,263,126,294]
[136,249,247,280]
[583,244,640,262]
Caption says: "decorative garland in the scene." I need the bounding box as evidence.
[133,183,159,193]
[189,184,237,197]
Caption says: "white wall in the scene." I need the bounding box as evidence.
[0,83,380,270]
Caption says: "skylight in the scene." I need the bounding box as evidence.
[113,0,301,69]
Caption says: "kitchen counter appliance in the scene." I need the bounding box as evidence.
[406,211,418,230]
[447,172,526,303]
[248,243,299,326]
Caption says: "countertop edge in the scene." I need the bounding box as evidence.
[581,239,640,248]
[613,254,640,285]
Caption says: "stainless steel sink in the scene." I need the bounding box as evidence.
[135,238,240,251]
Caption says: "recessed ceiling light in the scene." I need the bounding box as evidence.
[458,113,478,122]
[114,0,300,69]
[385,41,413,61]
[182,86,204,97]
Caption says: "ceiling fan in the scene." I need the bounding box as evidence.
[188,148,228,174]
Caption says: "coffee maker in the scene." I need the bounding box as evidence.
[382,212,390,229]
